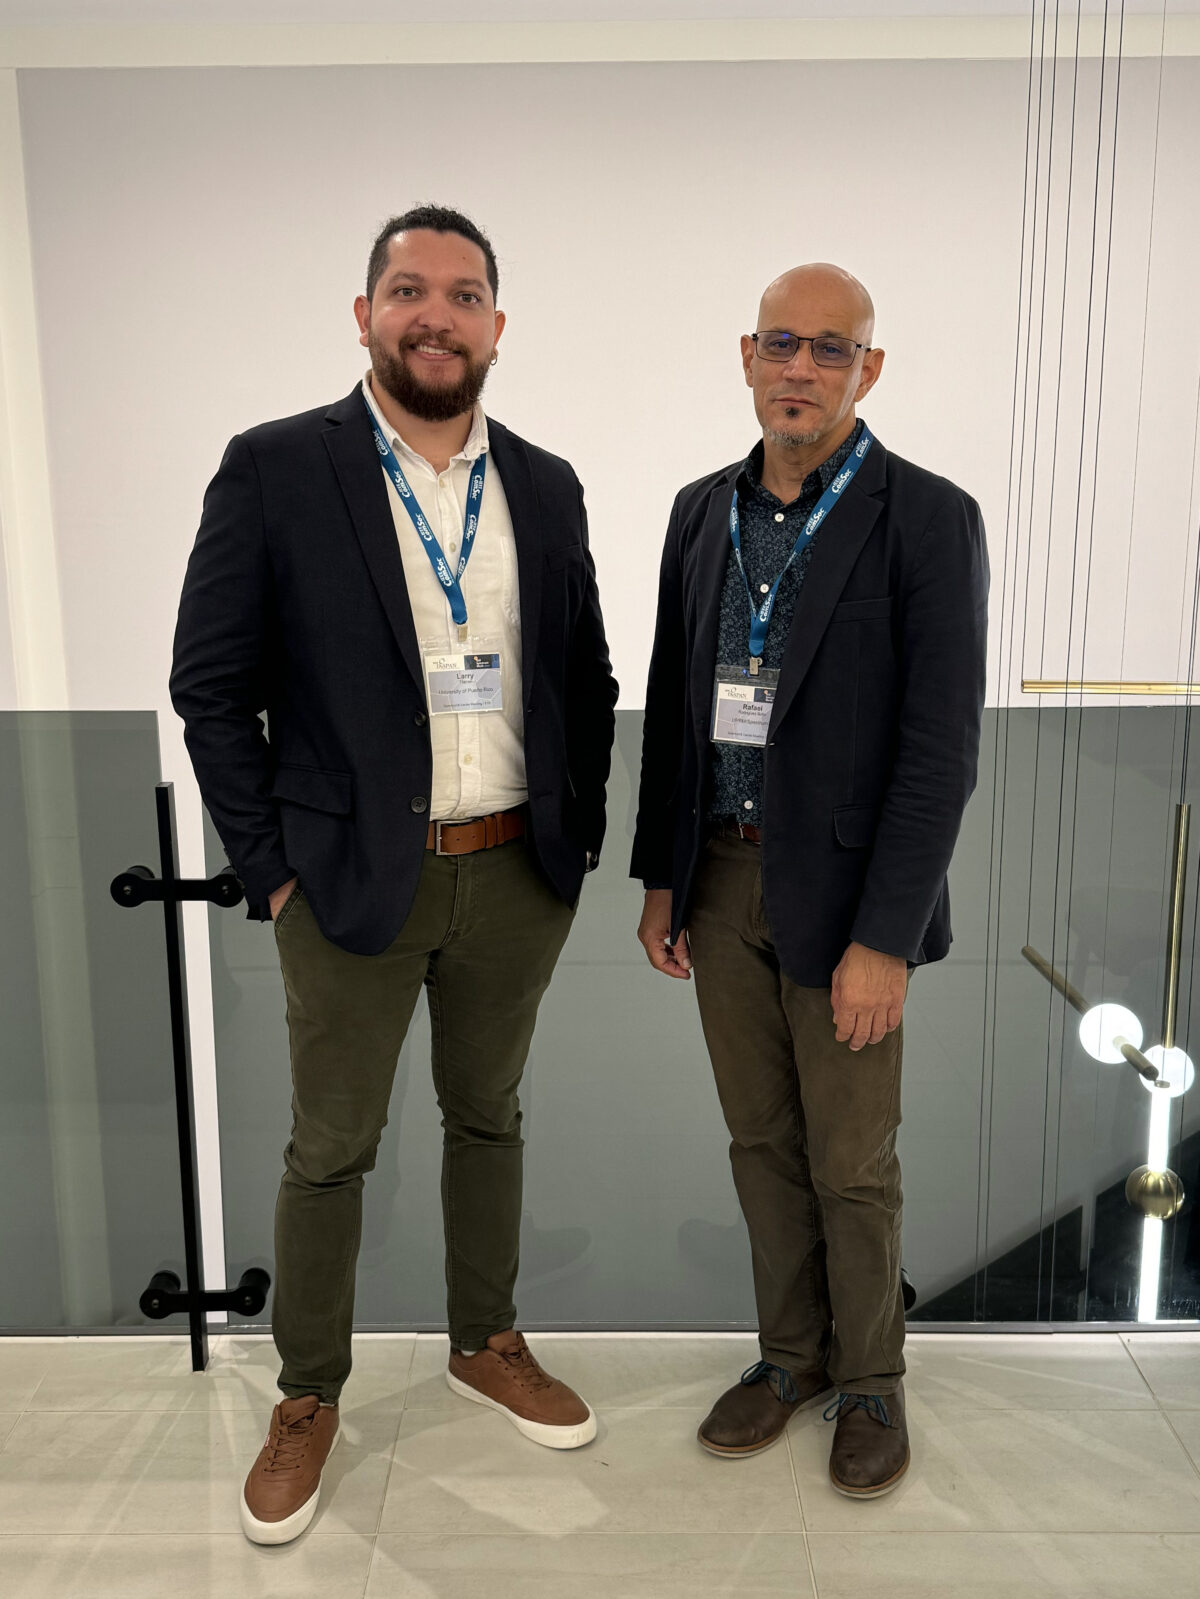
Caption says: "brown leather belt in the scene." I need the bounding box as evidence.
[426,808,526,856]
[714,818,763,845]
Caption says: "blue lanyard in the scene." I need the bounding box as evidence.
[731,425,873,669]
[364,397,486,632]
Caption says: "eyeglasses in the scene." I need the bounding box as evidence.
[750,330,871,368]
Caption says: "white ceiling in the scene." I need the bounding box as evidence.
[0,0,1195,26]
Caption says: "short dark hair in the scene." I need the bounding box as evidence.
[366,205,499,304]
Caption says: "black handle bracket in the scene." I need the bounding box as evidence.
[111,784,267,1371]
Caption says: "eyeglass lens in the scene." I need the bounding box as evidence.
[755,332,857,367]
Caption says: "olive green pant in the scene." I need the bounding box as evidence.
[270,839,575,1403]
[687,835,906,1395]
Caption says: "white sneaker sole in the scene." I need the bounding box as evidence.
[240,1423,340,1545]
[445,1370,597,1449]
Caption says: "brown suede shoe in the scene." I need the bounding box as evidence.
[240,1395,340,1545]
[698,1361,834,1458]
[827,1384,910,1497]
[447,1331,597,1449]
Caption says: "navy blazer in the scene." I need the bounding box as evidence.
[631,434,989,985]
[171,387,618,955]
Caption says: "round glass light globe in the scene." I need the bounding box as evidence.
[1078,1003,1143,1064]
[1139,1045,1195,1098]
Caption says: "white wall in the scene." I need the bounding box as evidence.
[13,59,1033,724]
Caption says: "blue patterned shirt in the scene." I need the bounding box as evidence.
[706,420,865,828]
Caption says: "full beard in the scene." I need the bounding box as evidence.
[369,332,492,423]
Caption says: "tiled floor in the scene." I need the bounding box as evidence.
[0,1331,1197,1597]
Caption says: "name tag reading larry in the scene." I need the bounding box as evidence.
[711,664,780,746]
[424,650,504,716]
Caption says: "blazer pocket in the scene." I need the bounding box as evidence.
[545,542,583,571]
[271,764,353,816]
[832,595,893,622]
[833,804,877,849]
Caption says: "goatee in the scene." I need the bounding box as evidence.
[369,332,492,423]
[765,422,824,449]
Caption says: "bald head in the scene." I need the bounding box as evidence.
[758,263,875,344]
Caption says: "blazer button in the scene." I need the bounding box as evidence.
[414,712,428,727]
[410,796,428,814]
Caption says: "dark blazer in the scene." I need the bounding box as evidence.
[171,386,618,955]
[631,434,988,986]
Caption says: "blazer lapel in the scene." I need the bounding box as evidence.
[323,388,424,695]
[487,421,543,679]
[768,439,887,735]
[689,472,739,748]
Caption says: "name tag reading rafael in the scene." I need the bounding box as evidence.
[711,665,780,746]
[424,650,504,716]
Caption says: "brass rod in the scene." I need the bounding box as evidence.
[1020,945,1160,1081]
[1022,680,1200,695]
[1162,802,1190,1051]
[1021,945,1088,1012]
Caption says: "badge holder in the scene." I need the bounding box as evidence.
[711,662,780,747]
[421,634,505,716]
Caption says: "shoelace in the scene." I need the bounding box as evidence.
[739,1360,799,1404]
[498,1342,554,1393]
[823,1392,891,1427]
[262,1406,320,1473]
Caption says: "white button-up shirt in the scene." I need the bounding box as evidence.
[362,376,528,822]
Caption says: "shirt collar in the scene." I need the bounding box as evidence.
[361,373,490,470]
[739,417,864,507]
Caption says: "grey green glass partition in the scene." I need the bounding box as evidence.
[208,706,1199,1330]
[1,712,183,1332]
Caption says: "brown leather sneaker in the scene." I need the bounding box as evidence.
[240,1395,340,1544]
[447,1331,596,1449]
[698,1360,834,1458]
[827,1384,910,1497]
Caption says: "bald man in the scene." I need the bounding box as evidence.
[632,265,988,1496]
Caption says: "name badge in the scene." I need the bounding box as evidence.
[423,649,504,716]
[711,664,780,746]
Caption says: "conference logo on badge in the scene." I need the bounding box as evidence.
[833,469,852,493]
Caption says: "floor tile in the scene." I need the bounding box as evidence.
[789,1405,1200,1532]
[203,1334,417,1418]
[903,1334,1155,1414]
[807,1532,1200,1597]
[1123,1333,1200,1408]
[0,1341,60,1409]
[404,1332,761,1411]
[0,1533,375,1599]
[23,1337,216,1414]
[25,1333,415,1416]
[1165,1408,1200,1471]
[0,1405,398,1536]
[381,1406,802,1537]
[367,1534,815,1597]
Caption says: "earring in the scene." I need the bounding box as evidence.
[489,350,499,367]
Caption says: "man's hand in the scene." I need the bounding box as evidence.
[831,941,907,1050]
[269,876,299,921]
[637,889,692,980]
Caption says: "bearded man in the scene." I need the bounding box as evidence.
[172,205,617,1544]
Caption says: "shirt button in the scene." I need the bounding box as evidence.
[774,512,785,523]
[759,583,770,594]
[743,800,753,811]
[410,796,428,814]
[463,753,473,765]
[449,542,458,553]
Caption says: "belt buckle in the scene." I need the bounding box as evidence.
[434,820,451,856]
